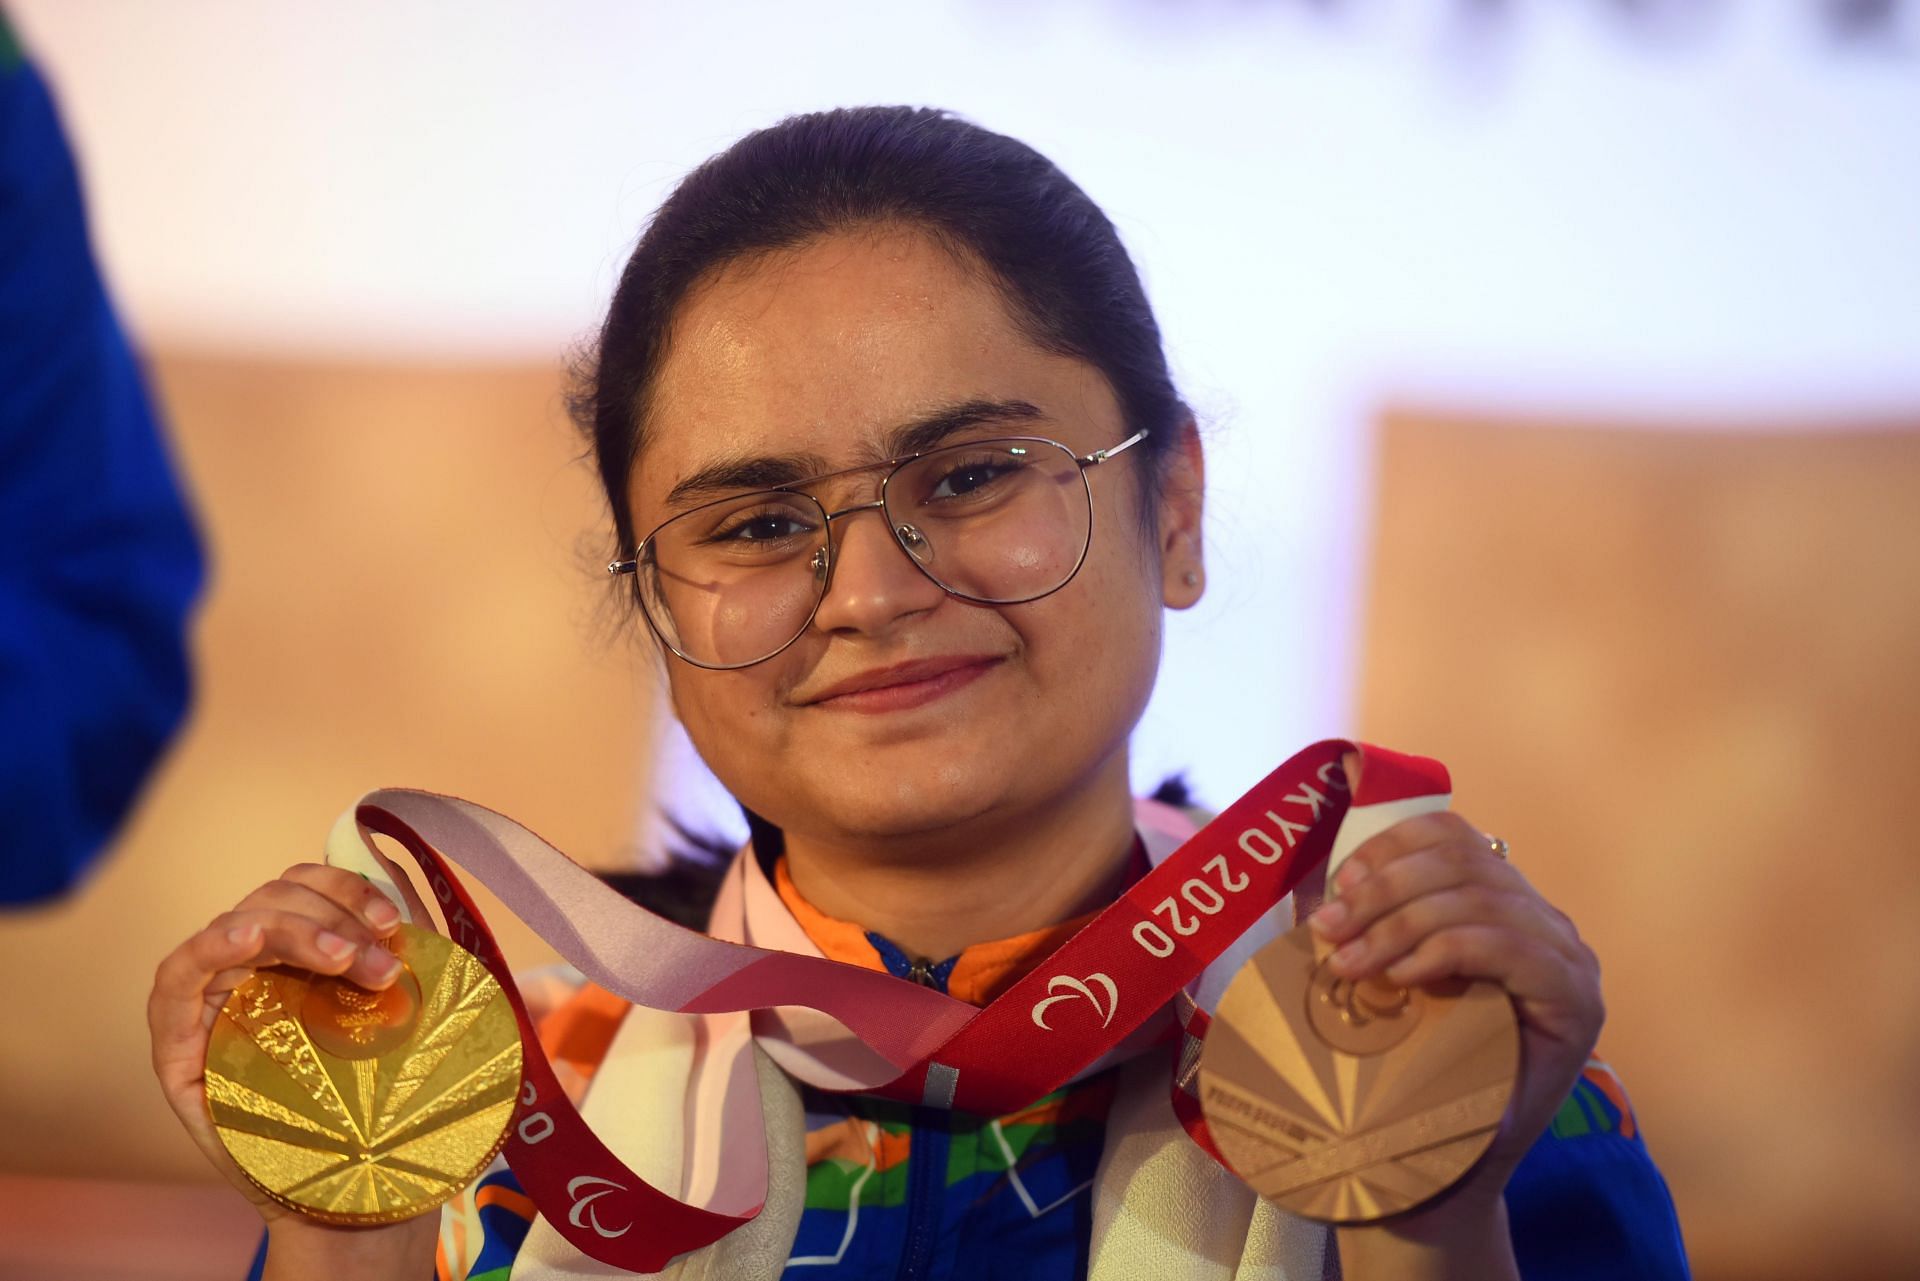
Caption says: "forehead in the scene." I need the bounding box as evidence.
[631,225,1120,516]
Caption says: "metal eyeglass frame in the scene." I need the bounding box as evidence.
[607,427,1151,670]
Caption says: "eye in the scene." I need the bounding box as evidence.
[704,509,817,544]
[924,455,1023,501]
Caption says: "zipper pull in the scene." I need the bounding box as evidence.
[907,958,938,988]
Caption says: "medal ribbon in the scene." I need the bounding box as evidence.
[326,738,1448,1271]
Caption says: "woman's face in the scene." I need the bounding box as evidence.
[628,225,1203,848]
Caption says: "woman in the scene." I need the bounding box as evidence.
[149,107,1688,1279]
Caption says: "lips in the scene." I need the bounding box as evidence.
[799,655,1004,712]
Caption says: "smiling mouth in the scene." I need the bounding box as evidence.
[801,656,1005,713]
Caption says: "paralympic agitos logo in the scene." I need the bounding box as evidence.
[1030,972,1119,1029]
[567,1175,633,1239]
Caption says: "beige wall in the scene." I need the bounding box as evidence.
[1358,410,1920,1281]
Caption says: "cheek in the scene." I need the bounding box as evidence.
[1013,522,1164,695]
[663,665,784,774]
[1091,526,1167,683]
[1078,508,1165,623]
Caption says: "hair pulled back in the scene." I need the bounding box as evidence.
[572,105,1189,569]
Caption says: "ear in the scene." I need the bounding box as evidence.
[1157,416,1206,610]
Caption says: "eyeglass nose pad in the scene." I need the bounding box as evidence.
[895,523,935,565]
[810,546,829,581]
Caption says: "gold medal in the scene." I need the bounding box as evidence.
[203,923,523,1224]
[1196,922,1518,1222]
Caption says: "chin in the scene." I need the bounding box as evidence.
[792,755,1012,842]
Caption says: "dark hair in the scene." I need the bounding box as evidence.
[571,104,1189,568]
[572,106,1190,924]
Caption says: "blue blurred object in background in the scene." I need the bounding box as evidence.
[0,26,202,905]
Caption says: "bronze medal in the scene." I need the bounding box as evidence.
[203,923,523,1224]
[1196,922,1518,1222]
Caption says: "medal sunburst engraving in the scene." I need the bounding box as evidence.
[204,924,524,1224]
[1197,923,1517,1223]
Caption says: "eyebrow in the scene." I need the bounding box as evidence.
[661,398,1047,509]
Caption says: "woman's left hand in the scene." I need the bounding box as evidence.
[1306,806,1605,1207]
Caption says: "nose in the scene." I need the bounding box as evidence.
[808,502,947,640]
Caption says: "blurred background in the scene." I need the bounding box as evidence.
[1,2,1916,1278]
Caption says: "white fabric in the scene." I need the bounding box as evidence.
[515,1009,807,1279]
[1088,1056,1333,1280]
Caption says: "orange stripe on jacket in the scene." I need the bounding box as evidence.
[1583,1058,1639,1139]
[474,1182,540,1220]
[773,855,1116,1007]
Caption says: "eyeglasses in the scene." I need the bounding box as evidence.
[609,429,1150,669]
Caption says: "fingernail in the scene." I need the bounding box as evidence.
[316,930,356,962]
[1331,939,1367,972]
[1309,900,1347,933]
[365,950,401,982]
[228,924,261,948]
[1334,860,1369,893]
[366,899,401,930]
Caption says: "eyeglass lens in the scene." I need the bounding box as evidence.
[638,438,1093,668]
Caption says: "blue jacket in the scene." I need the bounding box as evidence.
[0,42,202,903]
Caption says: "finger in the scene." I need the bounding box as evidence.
[1308,844,1510,945]
[1322,850,1588,976]
[245,885,408,989]
[1383,925,1606,1060]
[1383,923,1545,988]
[1377,923,1597,1015]
[150,920,270,1049]
[267,863,407,936]
[214,907,402,991]
[198,965,264,1027]
[151,913,407,1089]
[296,845,437,929]
[1340,809,1494,880]
[238,879,383,946]
[1322,883,1541,979]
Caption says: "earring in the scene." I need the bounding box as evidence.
[1182,571,1200,587]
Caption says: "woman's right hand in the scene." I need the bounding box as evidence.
[148,857,441,1276]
